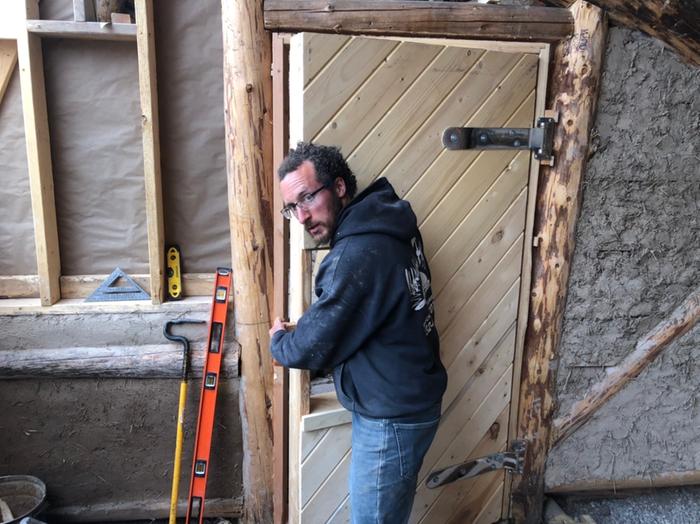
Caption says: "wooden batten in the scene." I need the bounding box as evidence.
[222,0,275,521]
[272,32,290,524]
[0,40,18,106]
[73,0,96,22]
[135,0,165,305]
[26,20,136,41]
[510,2,607,523]
[264,0,574,42]
[17,0,61,306]
[552,285,700,445]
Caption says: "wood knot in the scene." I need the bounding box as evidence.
[246,83,253,93]
[488,422,500,439]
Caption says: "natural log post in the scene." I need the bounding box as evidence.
[545,0,700,66]
[552,286,700,445]
[221,0,275,522]
[264,0,574,42]
[510,2,607,523]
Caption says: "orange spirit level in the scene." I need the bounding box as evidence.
[185,268,233,524]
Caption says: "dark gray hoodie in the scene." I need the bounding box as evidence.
[270,177,447,418]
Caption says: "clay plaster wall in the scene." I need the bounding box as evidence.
[545,27,699,489]
[0,309,242,518]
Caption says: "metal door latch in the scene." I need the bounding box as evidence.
[426,440,526,489]
[442,115,557,165]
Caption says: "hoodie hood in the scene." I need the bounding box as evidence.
[332,178,417,247]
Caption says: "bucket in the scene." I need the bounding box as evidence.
[0,476,46,524]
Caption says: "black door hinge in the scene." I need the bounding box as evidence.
[442,116,557,165]
[426,440,526,489]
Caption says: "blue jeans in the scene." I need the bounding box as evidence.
[350,405,441,524]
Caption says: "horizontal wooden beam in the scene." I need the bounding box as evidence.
[552,285,700,445]
[547,469,700,495]
[546,0,700,66]
[264,0,574,42]
[26,20,136,41]
[0,274,215,299]
[0,343,240,379]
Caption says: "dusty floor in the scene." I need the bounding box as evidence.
[556,486,700,524]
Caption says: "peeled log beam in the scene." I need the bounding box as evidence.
[0,343,240,379]
[222,0,275,521]
[552,285,700,445]
[510,2,607,523]
[547,0,700,66]
[264,0,574,42]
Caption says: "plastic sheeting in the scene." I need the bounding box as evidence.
[44,39,149,275]
[0,0,231,277]
[0,69,37,275]
[155,0,231,273]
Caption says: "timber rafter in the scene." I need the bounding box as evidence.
[546,0,700,66]
[264,0,573,42]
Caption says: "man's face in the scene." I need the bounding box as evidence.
[280,160,345,245]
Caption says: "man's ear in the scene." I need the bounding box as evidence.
[334,177,347,199]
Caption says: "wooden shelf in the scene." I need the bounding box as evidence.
[26,20,136,42]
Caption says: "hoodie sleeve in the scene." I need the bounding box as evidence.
[270,239,389,370]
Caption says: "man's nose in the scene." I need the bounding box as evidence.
[296,207,311,223]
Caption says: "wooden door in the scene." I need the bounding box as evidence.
[287,33,549,524]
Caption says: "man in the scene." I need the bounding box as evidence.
[269,142,447,524]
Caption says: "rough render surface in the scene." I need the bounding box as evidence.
[545,28,699,489]
[0,309,243,513]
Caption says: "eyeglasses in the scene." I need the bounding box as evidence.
[280,185,328,220]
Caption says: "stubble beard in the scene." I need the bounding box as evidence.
[309,193,343,247]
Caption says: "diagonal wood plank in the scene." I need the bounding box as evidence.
[443,322,515,416]
[0,40,18,107]
[301,449,351,521]
[313,41,442,149]
[304,37,398,139]
[414,364,513,515]
[434,187,527,298]
[423,330,515,481]
[471,481,505,524]
[301,423,352,506]
[380,51,524,195]
[301,427,329,462]
[421,145,527,259]
[406,68,535,225]
[347,46,484,187]
[416,406,508,524]
[438,236,523,359]
[442,283,519,408]
[304,33,351,87]
[327,494,350,524]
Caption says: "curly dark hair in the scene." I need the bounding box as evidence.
[277,142,357,199]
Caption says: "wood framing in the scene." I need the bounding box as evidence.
[221,0,275,521]
[26,20,136,41]
[0,39,17,106]
[73,0,96,22]
[547,0,700,66]
[272,32,290,524]
[511,2,607,523]
[17,0,61,306]
[135,0,165,304]
[552,285,700,445]
[264,0,574,42]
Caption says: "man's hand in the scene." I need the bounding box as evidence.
[269,317,292,338]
